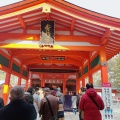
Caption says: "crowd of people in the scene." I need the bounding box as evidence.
[0,83,104,120]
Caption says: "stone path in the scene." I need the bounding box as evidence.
[38,108,120,120]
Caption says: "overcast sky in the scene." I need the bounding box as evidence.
[0,0,120,18]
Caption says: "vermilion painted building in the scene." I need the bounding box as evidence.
[0,0,120,104]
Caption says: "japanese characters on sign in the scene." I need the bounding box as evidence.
[40,20,54,47]
[102,83,114,120]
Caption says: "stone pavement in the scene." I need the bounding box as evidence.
[64,112,79,120]
[65,110,120,120]
[113,108,120,120]
[38,112,79,120]
[38,108,120,120]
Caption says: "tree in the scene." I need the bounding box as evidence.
[93,70,101,87]
[108,53,120,88]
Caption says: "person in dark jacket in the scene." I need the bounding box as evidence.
[0,86,36,120]
[39,87,58,120]
[0,97,4,109]
[79,83,104,120]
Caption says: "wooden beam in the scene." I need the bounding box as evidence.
[26,24,70,31]
[0,33,101,43]
[42,76,64,79]
[50,16,71,27]
[71,18,75,35]
[100,28,112,45]
[55,35,100,43]
[12,50,89,58]
[74,25,102,37]
[22,57,82,66]
[106,46,118,51]
[109,40,120,46]
[28,64,79,69]
[48,1,120,30]
[18,15,26,29]
[37,73,75,79]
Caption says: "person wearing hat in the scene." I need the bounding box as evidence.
[39,87,58,120]
[50,90,56,96]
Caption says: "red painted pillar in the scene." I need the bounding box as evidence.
[80,80,82,88]
[41,76,45,87]
[100,49,108,83]
[63,78,66,95]
[88,58,93,84]
[82,78,85,87]
[76,73,80,94]
[18,77,21,86]
[3,72,11,105]
[18,64,23,86]
[42,79,45,87]
[89,74,93,83]
[40,79,42,87]
[30,79,33,87]
[25,80,28,91]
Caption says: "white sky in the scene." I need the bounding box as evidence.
[0,0,120,18]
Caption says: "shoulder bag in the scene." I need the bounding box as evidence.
[45,97,58,120]
[89,96,99,109]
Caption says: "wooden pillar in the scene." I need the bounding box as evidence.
[89,74,93,83]
[82,78,85,87]
[88,58,93,83]
[3,55,13,105]
[63,76,66,95]
[25,80,28,91]
[80,80,82,88]
[41,75,45,87]
[100,49,108,83]
[18,64,23,86]
[38,74,43,87]
[40,79,42,87]
[29,72,33,87]
[76,73,80,94]
[42,78,45,87]
[18,77,21,86]
[3,72,11,105]
[30,79,32,87]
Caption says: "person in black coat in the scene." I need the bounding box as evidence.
[0,86,36,120]
[0,97,4,109]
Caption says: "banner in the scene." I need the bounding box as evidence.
[40,20,54,47]
[64,95,72,111]
[102,83,114,120]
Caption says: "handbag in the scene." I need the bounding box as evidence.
[45,97,58,120]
